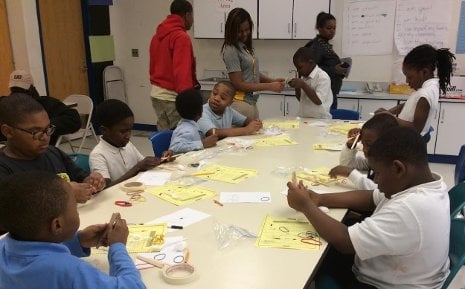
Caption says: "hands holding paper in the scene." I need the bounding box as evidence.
[287,179,320,212]
[79,213,129,248]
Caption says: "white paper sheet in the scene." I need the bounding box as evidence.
[135,236,186,269]
[219,192,271,203]
[147,208,210,232]
[137,171,171,186]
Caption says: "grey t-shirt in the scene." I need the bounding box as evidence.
[222,43,260,104]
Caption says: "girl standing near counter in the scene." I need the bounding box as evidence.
[221,8,284,119]
[305,12,348,110]
[375,44,455,142]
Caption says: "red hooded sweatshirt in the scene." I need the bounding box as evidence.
[149,14,199,94]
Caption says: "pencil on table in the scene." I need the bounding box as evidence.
[184,250,190,263]
[191,172,215,176]
[161,153,183,161]
[213,199,223,207]
[350,133,360,150]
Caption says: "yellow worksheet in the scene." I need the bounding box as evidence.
[329,122,363,135]
[263,119,300,129]
[146,183,216,206]
[312,143,344,151]
[93,224,167,254]
[255,135,298,147]
[256,215,321,250]
[295,167,345,186]
[191,164,257,184]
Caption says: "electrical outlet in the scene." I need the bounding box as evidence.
[131,49,139,57]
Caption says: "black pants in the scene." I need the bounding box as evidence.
[315,247,378,289]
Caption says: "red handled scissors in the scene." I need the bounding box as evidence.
[114,200,132,207]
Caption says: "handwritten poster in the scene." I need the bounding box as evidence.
[395,0,453,55]
[342,0,396,56]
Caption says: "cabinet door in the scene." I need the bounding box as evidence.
[258,0,293,39]
[193,0,258,39]
[434,102,465,155]
[257,94,284,118]
[358,99,398,121]
[284,95,299,117]
[338,98,359,111]
[293,0,330,39]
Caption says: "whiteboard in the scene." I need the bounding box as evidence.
[342,0,396,56]
[395,0,454,55]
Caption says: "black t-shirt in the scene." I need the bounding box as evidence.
[0,146,88,182]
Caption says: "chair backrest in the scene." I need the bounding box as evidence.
[103,65,127,103]
[330,109,360,120]
[455,144,465,185]
[62,94,94,130]
[449,182,465,218]
[148,130,173,158]
[68,153,90,173]
[442,218,465,289]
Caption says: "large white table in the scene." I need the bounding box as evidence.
[79,118,354,289]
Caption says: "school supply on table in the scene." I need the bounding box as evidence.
[329,122,363,135]
[256,215,321,250]
[219,192,271,204]
[312,143,344,151]
[146,183,216,206]
[255,135,298,147]
[147,208,211,232]
[262,119,300,129]
[97,212,120,248]
[137,171,172,186]
[295,167,346,186]
[135,236,187,269]
[191,164,257,184]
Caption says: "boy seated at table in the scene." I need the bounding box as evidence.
[168,89,218,153]
[288,47,333,119]
[287,127,450,289]
[90,99,172,186]
[198,80,262,138]
[0,93,105,203]
[0,171,146,289]
[328,113,398,190]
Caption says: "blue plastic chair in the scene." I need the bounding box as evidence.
[330,109,360,120]
[68,153,90,173]
[455,145,465,185]
[449,182,465,218]
[441,218,465,289]
[148,130,173,158]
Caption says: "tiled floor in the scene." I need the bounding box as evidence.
[60,133,463,289]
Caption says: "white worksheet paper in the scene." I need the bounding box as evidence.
[137,171,171,186]
[135,236,186,269]
[220,192,271,203]
[147,208,210,232]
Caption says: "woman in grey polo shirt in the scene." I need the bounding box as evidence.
[221,8,285,119]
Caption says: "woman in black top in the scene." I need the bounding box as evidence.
[305,12,348,109]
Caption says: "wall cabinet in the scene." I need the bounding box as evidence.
[257,93,299,119]
[434,102,465,156]
[193,0,257,39]
[258,0,329,39]
[338,97,397,121]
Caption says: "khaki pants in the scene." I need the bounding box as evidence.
[151,98,181,130]
[231,100,259,119]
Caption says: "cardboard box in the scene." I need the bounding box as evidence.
[443,76,465,99]
[389,84,413,94]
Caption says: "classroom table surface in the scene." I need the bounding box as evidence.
[79,117,359,289]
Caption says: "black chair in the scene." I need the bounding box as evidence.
[330,109,360,120]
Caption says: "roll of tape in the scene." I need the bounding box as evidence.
[121,181,145,192]
[161,263,197,285]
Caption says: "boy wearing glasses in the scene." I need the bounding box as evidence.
[0,93,105,205]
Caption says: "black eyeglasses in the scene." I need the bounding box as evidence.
[11,124,56,140]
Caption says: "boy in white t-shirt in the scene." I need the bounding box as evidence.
[90,100,172,186]
[287,127,450,289]
[288,47,333,119]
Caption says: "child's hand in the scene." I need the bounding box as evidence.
[161,150,175,163]
[335,63,348,76]
[268,81,285,92]
[246,119,262,134]
[83,172,106,192]
[287,180,319,212]
[78,224,107,248]
[329,165,353,178]
[107,217,129,245]
[70,181,94,203]
[137,156,161,171]
[202,135,218,148]
[346,128,361,148]
[288,78,306,89]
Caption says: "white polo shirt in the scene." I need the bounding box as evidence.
[299,65,333,119]
[398,78,439,136]
[89,136,144,181]
[349,173,450,289]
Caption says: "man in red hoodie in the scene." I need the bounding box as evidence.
[149,0,199,131]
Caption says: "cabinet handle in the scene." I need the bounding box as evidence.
[286,102,289,115]
[294,23,297,37]
[280,101,283,113]
[288,23,291,34]
[440,108,445,123]
[220,23,223,33]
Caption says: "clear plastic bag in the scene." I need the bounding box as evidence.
[213,221,257,250]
